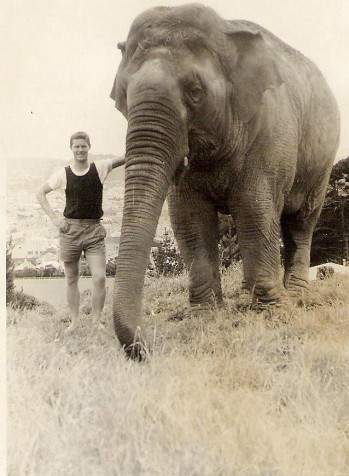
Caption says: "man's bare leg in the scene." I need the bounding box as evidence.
[64,260,80,332]
[85,253,106,325]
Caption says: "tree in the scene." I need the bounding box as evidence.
[79,257,91,276]
[151,228,184,276]
[218,214,241,268]
[106,258,117,276]
[311,157,349,265]
[6,239,41,310]
[16,268,38,278]
[43,265,57,277]
[6,239,15,304]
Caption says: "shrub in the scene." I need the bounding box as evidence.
[7,239,46,311]
[10,291,41,310]
[80,289,92,315]
[14,267,38,278]
[151,222,242,276]
[106,258,117,276]
[80,257,91,276]
[218,214,241,268]
[42,264,63,277]
[312,157,349,265]
[316,266,335,280]
[151,229,184,277]
[6,239,15,304]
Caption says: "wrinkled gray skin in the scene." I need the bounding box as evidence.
[110,4,340,358]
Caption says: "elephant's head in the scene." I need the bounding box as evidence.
[110,4,282,358]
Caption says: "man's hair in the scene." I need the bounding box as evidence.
[70,131,91,148]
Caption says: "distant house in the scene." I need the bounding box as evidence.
[9,231,24,244]
[48,238,59,248]
[12,237,50,261]
[106,235,120,260]
[14,259,37,271]
[38,252,58,264]
[12,244,32,261]
[17,210,32,219]
[26,236,50,247]
[40,260,64,272]
[105,232,160,260]
[43,248,58,257]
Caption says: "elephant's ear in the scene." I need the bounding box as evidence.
[110,43,126,101]
[117,42,126,54]
[225,28,283,123]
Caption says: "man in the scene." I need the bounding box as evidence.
[36,131,125,332]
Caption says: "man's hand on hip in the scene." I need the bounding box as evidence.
[56,217,70,233]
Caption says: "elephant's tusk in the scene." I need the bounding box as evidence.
[184,156,188,167]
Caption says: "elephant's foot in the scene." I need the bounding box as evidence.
[250,281,287,304]
[166,307,190,321]
[284,269,309,288]
[166,300,224,321]
[190,300,224,315]
[250,297,290,312]
[245,280,289,311]
[286,278,325,309]
[285,274,310,302]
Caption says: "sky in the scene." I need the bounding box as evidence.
[2,0,349,161]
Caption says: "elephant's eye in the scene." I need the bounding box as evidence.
[187,85,205,104]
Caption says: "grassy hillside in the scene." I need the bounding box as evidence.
[7,265,349,475]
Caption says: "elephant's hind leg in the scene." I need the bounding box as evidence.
[282,151,337,301]
[281,211,316,297]
[168,187,223,312]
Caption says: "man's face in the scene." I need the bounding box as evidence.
[71,138,90,161]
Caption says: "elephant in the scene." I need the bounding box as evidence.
[110,3,340,358]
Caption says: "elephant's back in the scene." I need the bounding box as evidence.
[230,20,339,134]
[228,19,316,68]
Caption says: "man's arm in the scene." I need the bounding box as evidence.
[36,183,69,232]
[111,155,125,169]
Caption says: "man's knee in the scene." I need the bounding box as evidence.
[93,273,106,288]
[64,262,79,286]
[66,273,79,287]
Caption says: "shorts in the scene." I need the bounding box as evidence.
[59,218,107,262]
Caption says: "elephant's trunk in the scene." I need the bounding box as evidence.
[113,97,186,358]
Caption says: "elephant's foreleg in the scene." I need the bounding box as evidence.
[168,186,222,310]
[234,192,286,304]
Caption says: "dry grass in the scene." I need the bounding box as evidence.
[7,265,349,475]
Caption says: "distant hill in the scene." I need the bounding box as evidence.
[7,155,65,173]
[90,154,125,183]
[6,154,125,190]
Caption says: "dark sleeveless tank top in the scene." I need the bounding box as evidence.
[63,163,103,219]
